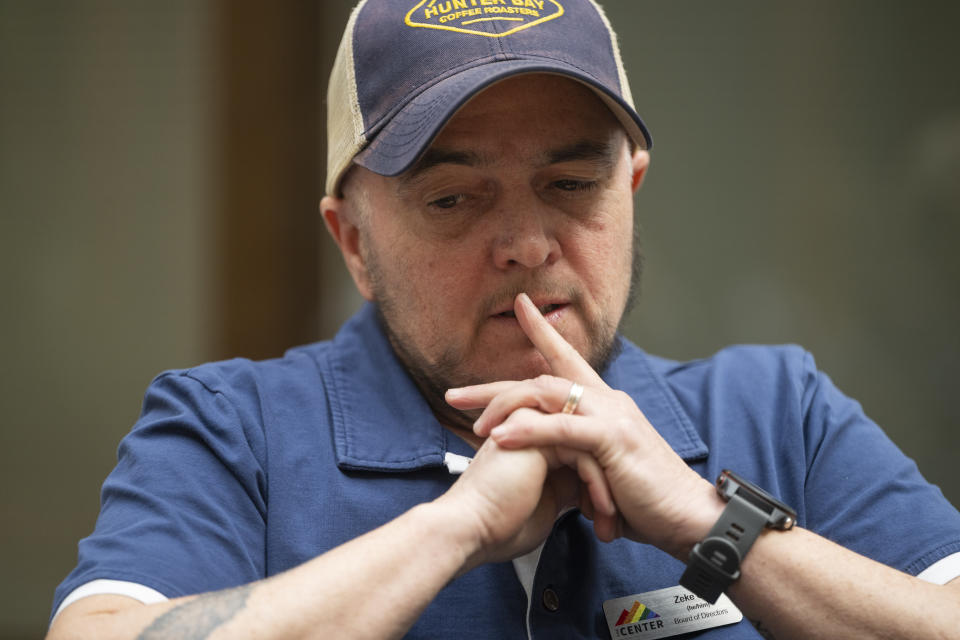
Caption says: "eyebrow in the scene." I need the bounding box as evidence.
[543,139,620,169]
[398,137,621,190]
[399,148,485,187]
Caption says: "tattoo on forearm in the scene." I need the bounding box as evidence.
[750,618,777,640]
[137,583,254,639]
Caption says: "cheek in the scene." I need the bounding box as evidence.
[385,237,481,309]
[582,235,632,285]
[571,211,634,299]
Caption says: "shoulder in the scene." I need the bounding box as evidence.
[610,342,822,469]
[626,343,828,472]
[646,343,810,376]
[156,341,332,397]
[131,342,335,462]
[642,343,815,402]
[146,342,334,422]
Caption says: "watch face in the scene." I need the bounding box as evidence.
[718,470,797,529]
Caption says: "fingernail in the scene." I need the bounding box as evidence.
[490,425,506,439]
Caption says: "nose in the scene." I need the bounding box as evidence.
[491,199,561,270]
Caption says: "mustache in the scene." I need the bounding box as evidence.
[477,281,583,318]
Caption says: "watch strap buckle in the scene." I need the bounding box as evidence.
[680,537,741,604]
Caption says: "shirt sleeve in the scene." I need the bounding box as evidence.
[798,351,960,576]
[52,579,168,622]
[51,368,268,619]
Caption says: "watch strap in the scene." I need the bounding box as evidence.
[709,491,770,556]
[679,493,769,603]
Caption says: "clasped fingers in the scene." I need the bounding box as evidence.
[460,375,595,437]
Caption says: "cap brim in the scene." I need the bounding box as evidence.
[353,59,652,179]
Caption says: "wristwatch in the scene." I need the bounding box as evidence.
[679,470,796,603]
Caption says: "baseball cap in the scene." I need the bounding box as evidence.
[325,0,652,195]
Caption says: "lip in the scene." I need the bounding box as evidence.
[489,298,570,322]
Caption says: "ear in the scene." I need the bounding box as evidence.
[320,194,374,301]
[630,149,650,193]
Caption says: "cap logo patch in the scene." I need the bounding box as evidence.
[405,0,564,37]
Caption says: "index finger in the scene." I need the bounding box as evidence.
[515,293,606,387]
[445,380,519,411]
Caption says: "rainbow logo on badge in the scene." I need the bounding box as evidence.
[615,601,661,626]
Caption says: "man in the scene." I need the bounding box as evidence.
[49,1,960,638]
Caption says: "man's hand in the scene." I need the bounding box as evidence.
[447,293,721,558]
[437,430,619,569]
[438,439,556,567]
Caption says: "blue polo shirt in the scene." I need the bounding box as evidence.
[53,304,960,638]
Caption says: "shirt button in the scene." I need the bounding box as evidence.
[542,587,560,612]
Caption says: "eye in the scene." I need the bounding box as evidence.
[428,194,465,209]
[552,179,597,192]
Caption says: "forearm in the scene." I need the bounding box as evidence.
[727,526,960,640]
[48,501,478,640]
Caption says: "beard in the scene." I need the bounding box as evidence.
[363,227,642,431]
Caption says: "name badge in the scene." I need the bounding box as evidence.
[603,586,742,639]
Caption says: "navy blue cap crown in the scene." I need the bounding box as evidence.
[325,0,651,195]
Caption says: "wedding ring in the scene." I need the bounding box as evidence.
[561,382,584,415]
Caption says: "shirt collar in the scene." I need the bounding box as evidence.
[323,304,707,472]
[604,338,709,461]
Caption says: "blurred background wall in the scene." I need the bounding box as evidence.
[1,1,957,637]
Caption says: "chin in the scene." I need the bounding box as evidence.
[473,349,552,384]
